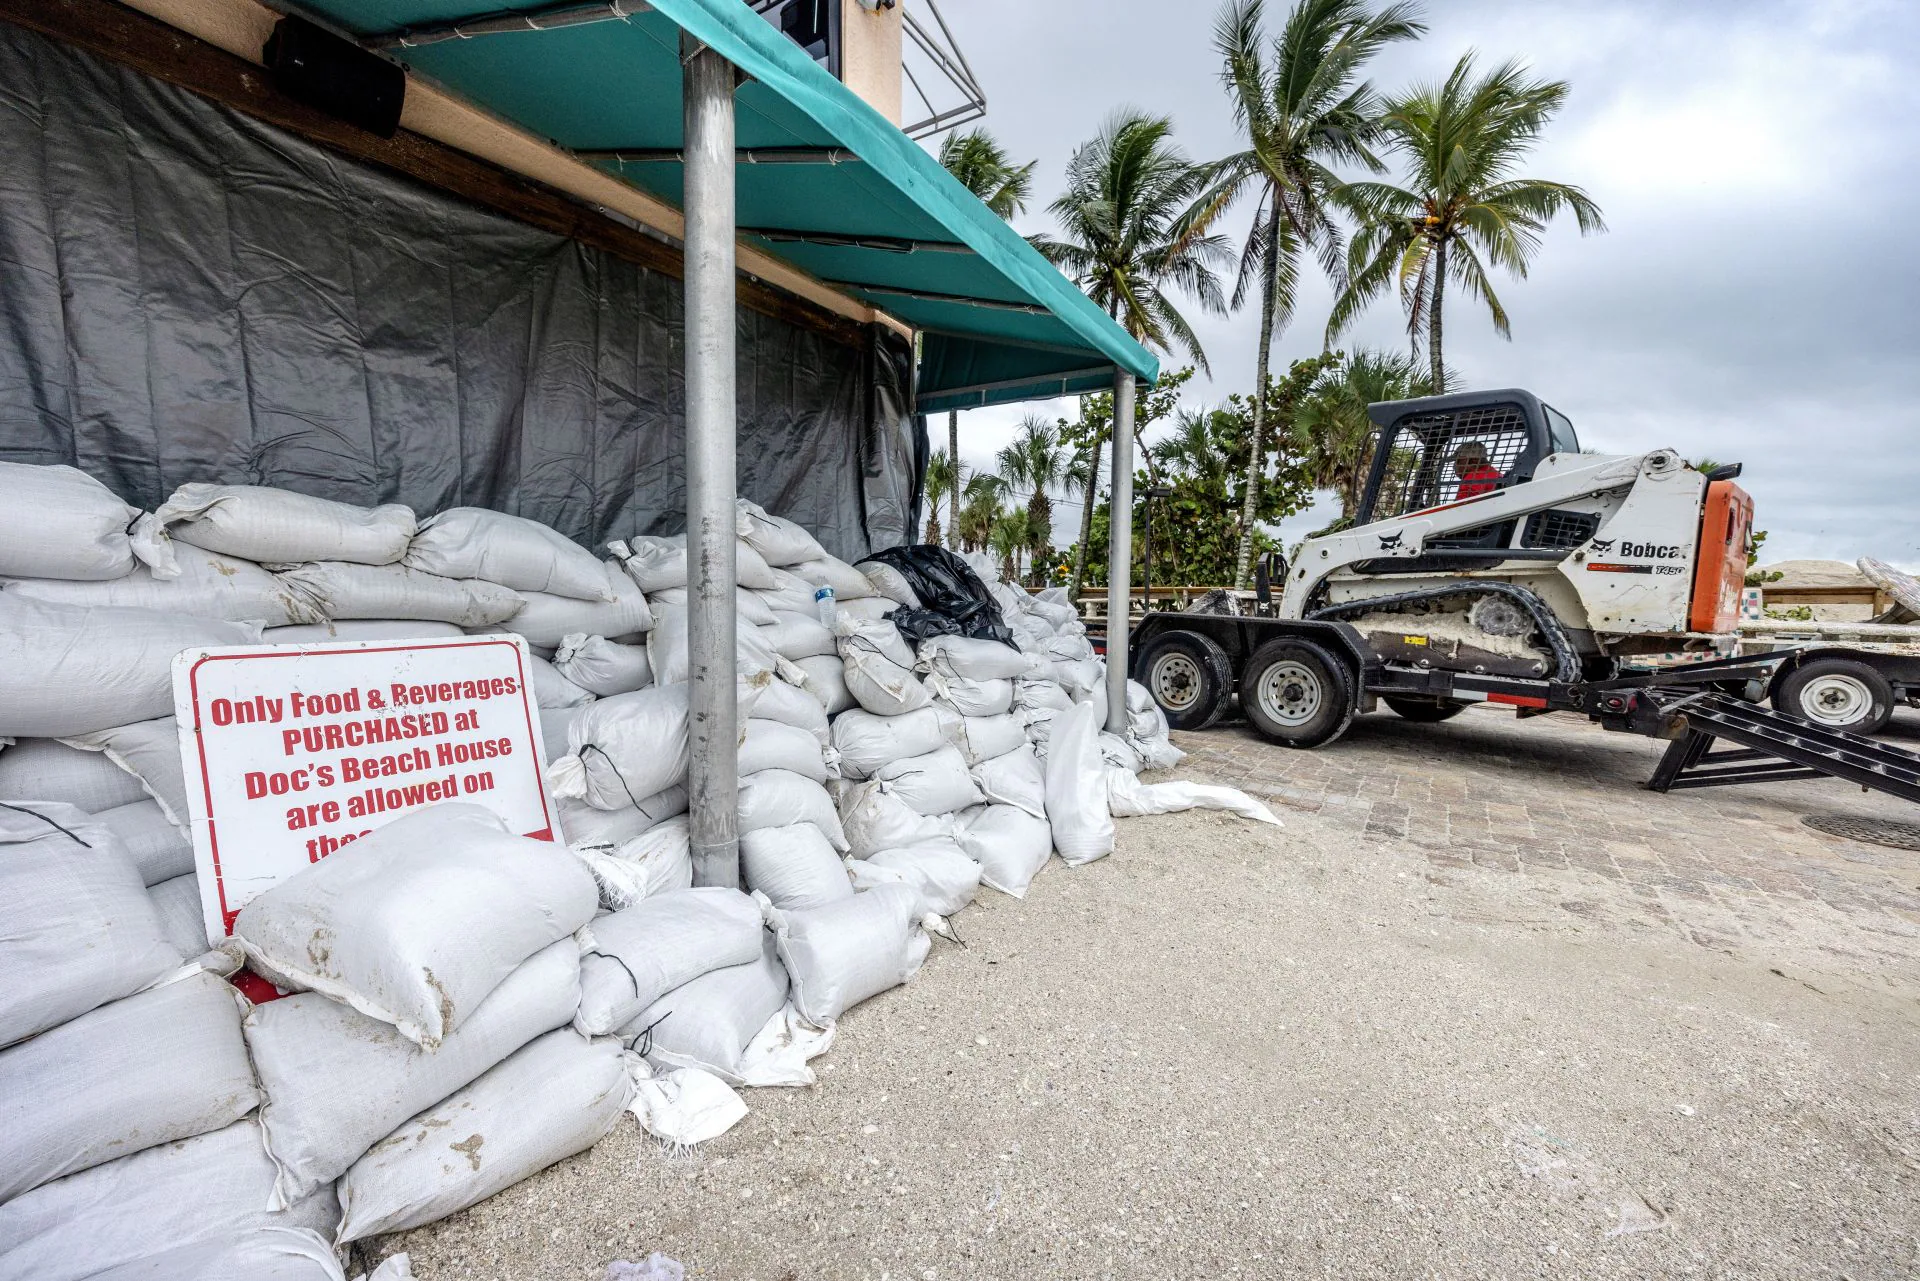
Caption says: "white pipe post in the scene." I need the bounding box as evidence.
[1105,369,1136,734]
[683,38,740,888]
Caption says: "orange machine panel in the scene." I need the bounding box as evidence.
[1689,480,1753,634]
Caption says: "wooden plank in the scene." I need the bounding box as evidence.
[0,0,872,349]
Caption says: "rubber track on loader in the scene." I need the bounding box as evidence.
[1647,692,1920,805]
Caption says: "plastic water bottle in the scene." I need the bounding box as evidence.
[814,584,836,627]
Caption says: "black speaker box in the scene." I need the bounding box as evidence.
[263,16,406,139]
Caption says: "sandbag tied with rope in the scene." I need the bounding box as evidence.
[547,674,771,812]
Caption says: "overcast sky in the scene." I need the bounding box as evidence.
[918,0,1920,569]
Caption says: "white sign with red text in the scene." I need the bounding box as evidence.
[173,634,557,944]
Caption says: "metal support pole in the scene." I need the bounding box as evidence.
[683,38,740,888]
[1105,370,1136,734]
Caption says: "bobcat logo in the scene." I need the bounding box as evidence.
[1377,531,1405,552]
[1589,538,1616,556]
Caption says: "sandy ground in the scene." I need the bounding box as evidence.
[375,710,1920,1280]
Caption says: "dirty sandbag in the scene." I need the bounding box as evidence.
[751,675,831,745]
[542,704,586,766]
[627,1069,746,1150]
[887,606,956,643]
[233,804,597,1051]
[1106,768,1282,825]
[785,553,874,601]
[1044,701,1114,866]
[0,596,262,738]
[829,706,958,780]
[837,779,961,859]
[742,824,855,912]
[970,744,1047,820]
[570,817,693,911]
[0,968,259,1202]
[244,940,580,1209]
[0,802,180,1049]
[61,716,189,825]
[646,602,781,687]
[626,937,792,1086]
[861,560,921,608]
[1013,677,1073,714]
[791,654,855,716]
[763,885,929,1026]
[270,562,524,627]
[149,871,207,956]
[738,770,848,849]
[646,584,779,626]
[918,635,1036,682]
[336,1030,634,1244]
[5,531,327,627]
[954,804,1052,898]
[494,562,654,648]
[859,546,1015,646]
[925,672,1014,718]
[265,620,464,644]
[871,745,983,817]
[0,461,141,581]
[836,596,895,623]
[953,713,1028,766]
[142,483,415,577]
[531,655,596,709]
[405,508,612,601]
[0,737,148,811]
[87,1227,347,1281]
[836,618,929,717]
[764,609,838,661]
[554,634,653,697]
[557,788,687,848]
[738,719,831,783]
[736,499,827,568]
[608,534,775,594]
[0,1120,342,1281]
[98,798,193,885]
[553,680,769,812]
[849,840,981,917]
[574,888,765,1036]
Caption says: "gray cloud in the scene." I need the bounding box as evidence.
[929,0,1920,568]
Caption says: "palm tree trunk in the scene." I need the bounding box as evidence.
[1070,401,1101,597]
[1428,237,1447,391]
[946,411,960,551]
[1232,206,1282,589]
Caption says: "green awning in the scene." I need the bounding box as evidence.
[292,0,1158,412]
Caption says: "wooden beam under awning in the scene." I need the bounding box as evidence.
[0,0,908,347]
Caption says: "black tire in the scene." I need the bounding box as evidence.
[1135,630,1234,730]
[1774,658,1895,735]
[1240,638,1357,749]
[1383,696,1469,723]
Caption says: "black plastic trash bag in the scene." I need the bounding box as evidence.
[888,606,962,643]
[859,546,1017,648]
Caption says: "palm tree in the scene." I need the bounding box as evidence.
[1202,0,1424,589]
[1327,53,1606,389]
[957,473,1006,554]
[997,416,1069,541]
[988,511,1029,583]
[1292,349,1432,520]
[1032,111,1231,596]
[938,129,1035,555]
[922,448,961,547]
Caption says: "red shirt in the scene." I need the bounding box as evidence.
[1456,465,1501,499]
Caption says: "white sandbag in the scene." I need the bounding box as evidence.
[0,462,140,581]
[557,788,686,846]
[610,534,775,593]
[791,654,854,715]
[752,674,831,745]
[850,840,980,917]
[764,609,837,661]
[738,769,848,848]
[859,560,921,607]
[735,499,827,567]
[1100,731,1144,773]
[1053,656,1105,696]
[829,706,956,780]
[264,619,464,643]
[146,483,414,573]
[571,817,693,911]
[835,596,896,623]
[270,561,523,627]
[1107,768,1282,825]
[245,939,579,1208]
[837,618,928,716]
[917,635,1035,681]
[837,779,961,859]
[0,737,147,811]
[954,712,1029,765]
[754,583,818,617]
[497,561,654,647]
[786,553,872,600]
[1042,634,1097,663]
[552,681,757,811]
[575,888,766,1035]
[1076,671,1111,729]
[646,602,780,687]
[1014,677,1074,713]
[404,507,611,601]
[0,802,180,1049]
[148,872,207,956]
[554,633,653,696]
[541,703,585,766]
[970,743,1047,819]
[336,1029,633,1243]
[84,1227,346,1281]
[1133,732,1186,771]
[738,718,829,783]
[530,654,596,709]
[764,884,928,1025]
[628,936,790,1086]
[0,1120,341,1281]
[233,804,596,1050]
[97,798,193,885]
[0,596,261,737]
[1025,591,1079,630]
[646,583,778,626]
[5,535,325,626]
[0,969,258,1202]
[628,1066,749,1147]
[926,672,1014,717]
[61,716,188,825]
[955,804,1053,898]
[741,824,854,911]
[872,745,983,816]
[1044,701,1114,866]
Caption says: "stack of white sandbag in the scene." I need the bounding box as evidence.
[0,802,342,1280]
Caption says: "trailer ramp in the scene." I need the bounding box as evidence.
[1647,692,1920,805]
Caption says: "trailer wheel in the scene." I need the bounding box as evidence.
[1136,631,1234,730]
[1240,638,1356,749]
[1383,696,1468,723]
[1775,658,1895,735]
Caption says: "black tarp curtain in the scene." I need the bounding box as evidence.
[0,22,923,559]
